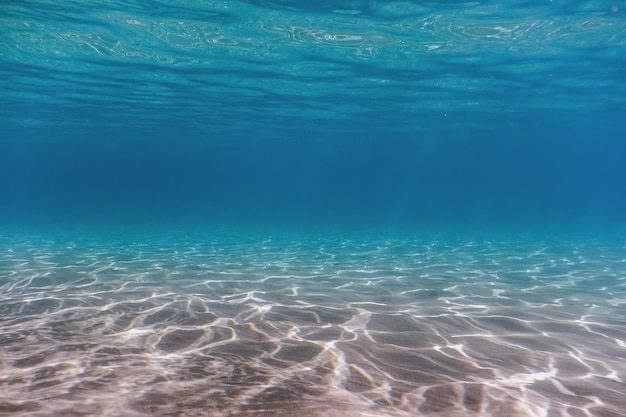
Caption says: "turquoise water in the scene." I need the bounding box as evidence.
[1,1,626,416]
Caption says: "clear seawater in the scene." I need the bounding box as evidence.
[1,1,626,416]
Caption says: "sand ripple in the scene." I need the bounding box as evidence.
[1,232,625,416]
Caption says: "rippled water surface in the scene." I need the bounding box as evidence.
[2,0,625,136]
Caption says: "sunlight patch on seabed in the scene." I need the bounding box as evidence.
[0,233,625,416]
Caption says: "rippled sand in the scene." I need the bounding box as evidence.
[1,233,625,417]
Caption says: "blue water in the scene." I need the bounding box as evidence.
[1,1,626,416]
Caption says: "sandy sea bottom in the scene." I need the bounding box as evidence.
[1,232,625,417]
